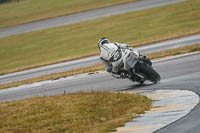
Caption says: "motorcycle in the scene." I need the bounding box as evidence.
[110,47,161,84]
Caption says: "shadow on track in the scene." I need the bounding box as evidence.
[115,82,156,92]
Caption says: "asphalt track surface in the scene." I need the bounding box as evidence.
[1,34,200,85]
[0,0,184,37]
[0,52,200,133]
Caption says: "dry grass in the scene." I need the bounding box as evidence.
[1,43,200,90]
[0,92,152,133]
[0,0,135,28]
[147,43,200,59]
[0,64,104,90]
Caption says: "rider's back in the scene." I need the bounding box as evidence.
[100,42,119,61]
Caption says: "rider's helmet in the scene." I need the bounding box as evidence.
[98,37,110,49]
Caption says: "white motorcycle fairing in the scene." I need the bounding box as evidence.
[110,48,140,73]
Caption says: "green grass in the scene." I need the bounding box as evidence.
[0,92,152,133]
[0,0,135,28]
[0,0,200,75]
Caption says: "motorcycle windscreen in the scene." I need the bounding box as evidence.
[126,52,138,69]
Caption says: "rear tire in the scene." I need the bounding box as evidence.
[136,63,161,84]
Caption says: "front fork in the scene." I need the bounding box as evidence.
[130,71,145,84]
[127,62,145,83]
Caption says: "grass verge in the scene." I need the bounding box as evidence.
[0,92,152,133]
[0,64,104,90]
[0,0,135,28]
[146,44,200,59]
[1,43,200,90]
[0,0,200,75]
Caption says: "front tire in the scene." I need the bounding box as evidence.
[136,62,161,84]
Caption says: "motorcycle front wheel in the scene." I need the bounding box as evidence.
[136,62,161,84]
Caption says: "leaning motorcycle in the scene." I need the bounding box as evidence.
[110,47,161,84]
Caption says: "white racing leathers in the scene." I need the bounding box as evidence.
[99,42,139,73]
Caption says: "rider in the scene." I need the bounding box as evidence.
[98,37,130,77]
